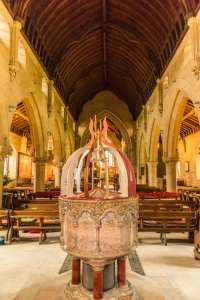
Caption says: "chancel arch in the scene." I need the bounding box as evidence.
[80,110,132,161]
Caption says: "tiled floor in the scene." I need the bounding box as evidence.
[0,231,199,299]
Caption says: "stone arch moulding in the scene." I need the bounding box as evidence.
[164,79,199,157]
[165,91,185,158]
[52,118,64,162]
[65,127,75,161]
[80,110,132,159]
[148,118,160,162]
[23,95,46,157]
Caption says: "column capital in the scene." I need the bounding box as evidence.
[32,157,47,165]
[53,160,64,168]
[0,145,13,158]
[13,20,22,30]
[146,161,158,167]
[162,157,179,165]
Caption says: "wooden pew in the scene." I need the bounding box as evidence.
[8,210,60,244]
[0,209,10,243]
[20,198,59,210]
[24,202,59,211]
[136,184,162,193]
[137,191,180,200]
[194,212,200,260]
[32,191,60,199]
[138,199,198,246]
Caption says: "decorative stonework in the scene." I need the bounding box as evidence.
[159,102,163,116]
[9,64,18,82]
[60,280,138,300]
[60,196,138,260]
[191,62,200,80]
[32,156,47,165]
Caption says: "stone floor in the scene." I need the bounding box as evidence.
[0,231,199,300]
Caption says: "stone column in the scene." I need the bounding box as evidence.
[47,80,54,117]
[143,105,147,132]
[65,138,71,162]
[71,257,81,285]
[9,20,22,81]
[188,17,200,80]
[53,161,63,187]
[32,157,47,192]
[163,157,179,192]
[75,122,80,150]
[93,267,104,300]
[0,145,13,208]
[146,161,158,187]
[157,78,163,116]
[117,256,126,286]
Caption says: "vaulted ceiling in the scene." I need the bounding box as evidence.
[3,0,200,121]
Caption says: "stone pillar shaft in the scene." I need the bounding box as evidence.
[117,257,126,286]
[0,145,13,207]
[9,20,22,81]
[71,258,80,285]
[53,162,63,187]
[32,157,47,192]
[163,157,179,192]
[147,161,158,187]
[47,80,54,117]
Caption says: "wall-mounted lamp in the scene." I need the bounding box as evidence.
[9,105,16,112]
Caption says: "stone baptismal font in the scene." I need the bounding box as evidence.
[59,117,138,299]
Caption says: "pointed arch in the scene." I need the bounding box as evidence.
[80,110,132,159]
[52,118,64,162]
[164,79,199,158]
[22,95,46,157]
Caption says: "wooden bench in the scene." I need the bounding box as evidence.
[8,210,60,245]
[32,191,60,199]
[137,192,180,200]
[20,198,59,209]
[138,199,199,246]
[136,184,162,193]
[194,212,200,260]
[24,202,59,211]
[0,209,10,243]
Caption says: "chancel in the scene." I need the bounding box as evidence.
[0,1,200,299]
